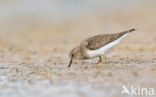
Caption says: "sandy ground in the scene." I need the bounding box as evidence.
[0,28,156,97]
[0,2,156,97]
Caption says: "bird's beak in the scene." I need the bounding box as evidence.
[68,58,73,67]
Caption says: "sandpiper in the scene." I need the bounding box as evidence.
[68,28,136,67]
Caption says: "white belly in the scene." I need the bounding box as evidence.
[86,33,128,58]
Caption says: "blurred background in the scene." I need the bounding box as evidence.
[0,0,156,97]
[0,0,156,50]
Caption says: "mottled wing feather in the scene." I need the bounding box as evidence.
[85,31,128,50]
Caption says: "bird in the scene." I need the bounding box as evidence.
[68,28,136,67]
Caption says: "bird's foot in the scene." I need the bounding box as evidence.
[95,56,102,64]
[104,56,108,64]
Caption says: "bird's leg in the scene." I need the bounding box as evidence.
[104,55,108,64]
[96,56,102,64]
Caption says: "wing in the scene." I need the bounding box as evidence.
[85,31,130,50]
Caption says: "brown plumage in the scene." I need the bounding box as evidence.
[85,28,135,50]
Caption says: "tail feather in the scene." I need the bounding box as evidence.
[120,28,136,35]
[117,28,136,39]
[128,28,136,33]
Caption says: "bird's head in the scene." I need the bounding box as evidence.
[68,46,82,67]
